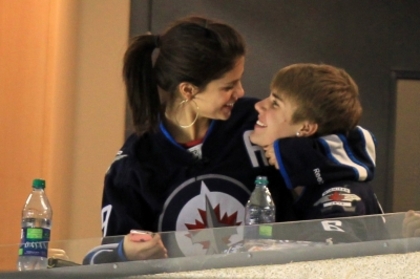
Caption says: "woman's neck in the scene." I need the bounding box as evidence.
[163,116,210,144]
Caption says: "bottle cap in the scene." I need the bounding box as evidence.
[255,176,268,186]
[32,178,46,189]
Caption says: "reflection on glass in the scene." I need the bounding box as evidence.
[0,212,419,278]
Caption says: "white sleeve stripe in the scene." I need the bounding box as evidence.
[319,134,368,181]
[337,133,373,177]
[356,126,376,166]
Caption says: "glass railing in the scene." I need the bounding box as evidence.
[1,212,419,278]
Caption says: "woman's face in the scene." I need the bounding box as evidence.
[193,56,245,120]
[250,90,303,147]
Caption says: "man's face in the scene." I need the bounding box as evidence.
[250,90,302,146]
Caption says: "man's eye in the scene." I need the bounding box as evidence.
[271,100,278,107]
[223,86,234,91]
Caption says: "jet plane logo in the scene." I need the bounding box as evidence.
[184,195,241,255]
[158,174,250,257]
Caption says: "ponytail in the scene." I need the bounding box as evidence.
[123,16,246,136]
[123,35,160,135]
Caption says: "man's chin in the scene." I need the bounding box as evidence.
[249,132,262,146]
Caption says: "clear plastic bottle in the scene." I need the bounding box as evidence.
[244,176,276,239]
[17,178,53,271]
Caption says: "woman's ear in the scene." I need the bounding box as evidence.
[178,82,197,100]
[298,122,318,137]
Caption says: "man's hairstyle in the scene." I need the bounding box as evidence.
[271,63,362,136]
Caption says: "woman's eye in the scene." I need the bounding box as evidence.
[223,86,234,91]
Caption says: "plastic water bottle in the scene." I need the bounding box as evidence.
[244,176,276,239]
[17,178,53,271]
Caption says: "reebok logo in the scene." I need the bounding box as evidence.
[313,168,324,185]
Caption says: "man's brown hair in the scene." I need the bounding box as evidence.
[271,63,362,136]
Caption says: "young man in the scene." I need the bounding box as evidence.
[250,63,387,243]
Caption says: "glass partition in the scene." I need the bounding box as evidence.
[1,212,419,278]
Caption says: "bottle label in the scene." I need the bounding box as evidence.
[259,225,273,238]
[18,227,50,257]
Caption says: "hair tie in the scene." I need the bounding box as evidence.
[154,35,161,48]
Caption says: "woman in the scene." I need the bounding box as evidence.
[96,16,296,262]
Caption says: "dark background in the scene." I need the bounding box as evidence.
[128,0,420,212]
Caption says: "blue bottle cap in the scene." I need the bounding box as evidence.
[255,176,268,186]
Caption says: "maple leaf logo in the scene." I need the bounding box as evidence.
[328,191,345,201]
[185,204,241,230]
[183,195,241,253]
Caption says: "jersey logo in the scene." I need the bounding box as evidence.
[321,220,345,232]
[187,143,203,159]
[184,194,242,230]
[313,168,324,185]
[184,195,241,255]
[313,186,361,213]
[158,174,250,257]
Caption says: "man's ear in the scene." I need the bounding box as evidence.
[177,82,197,100]
[298,122,318,137]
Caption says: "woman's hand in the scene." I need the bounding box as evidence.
[263,144,279,169]
[123,232,168,261]
[402,210,420,238]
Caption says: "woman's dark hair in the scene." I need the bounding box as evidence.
[123,16,246,135]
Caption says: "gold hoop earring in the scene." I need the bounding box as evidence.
[175,99,200,128]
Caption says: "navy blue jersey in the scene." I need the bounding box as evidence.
[274,126,377,190]
[101,97,296,238]
[85,103,387,264]
[273,127,387,243]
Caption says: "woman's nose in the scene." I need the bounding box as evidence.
[235,81,245,99]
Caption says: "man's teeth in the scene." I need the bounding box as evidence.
[256,120,267,127]
[226,103,234,107]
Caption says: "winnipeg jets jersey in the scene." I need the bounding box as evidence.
[101,97,296,238]
[273,126,377,191]
[85,98,387,264]
[273,127,387,243]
